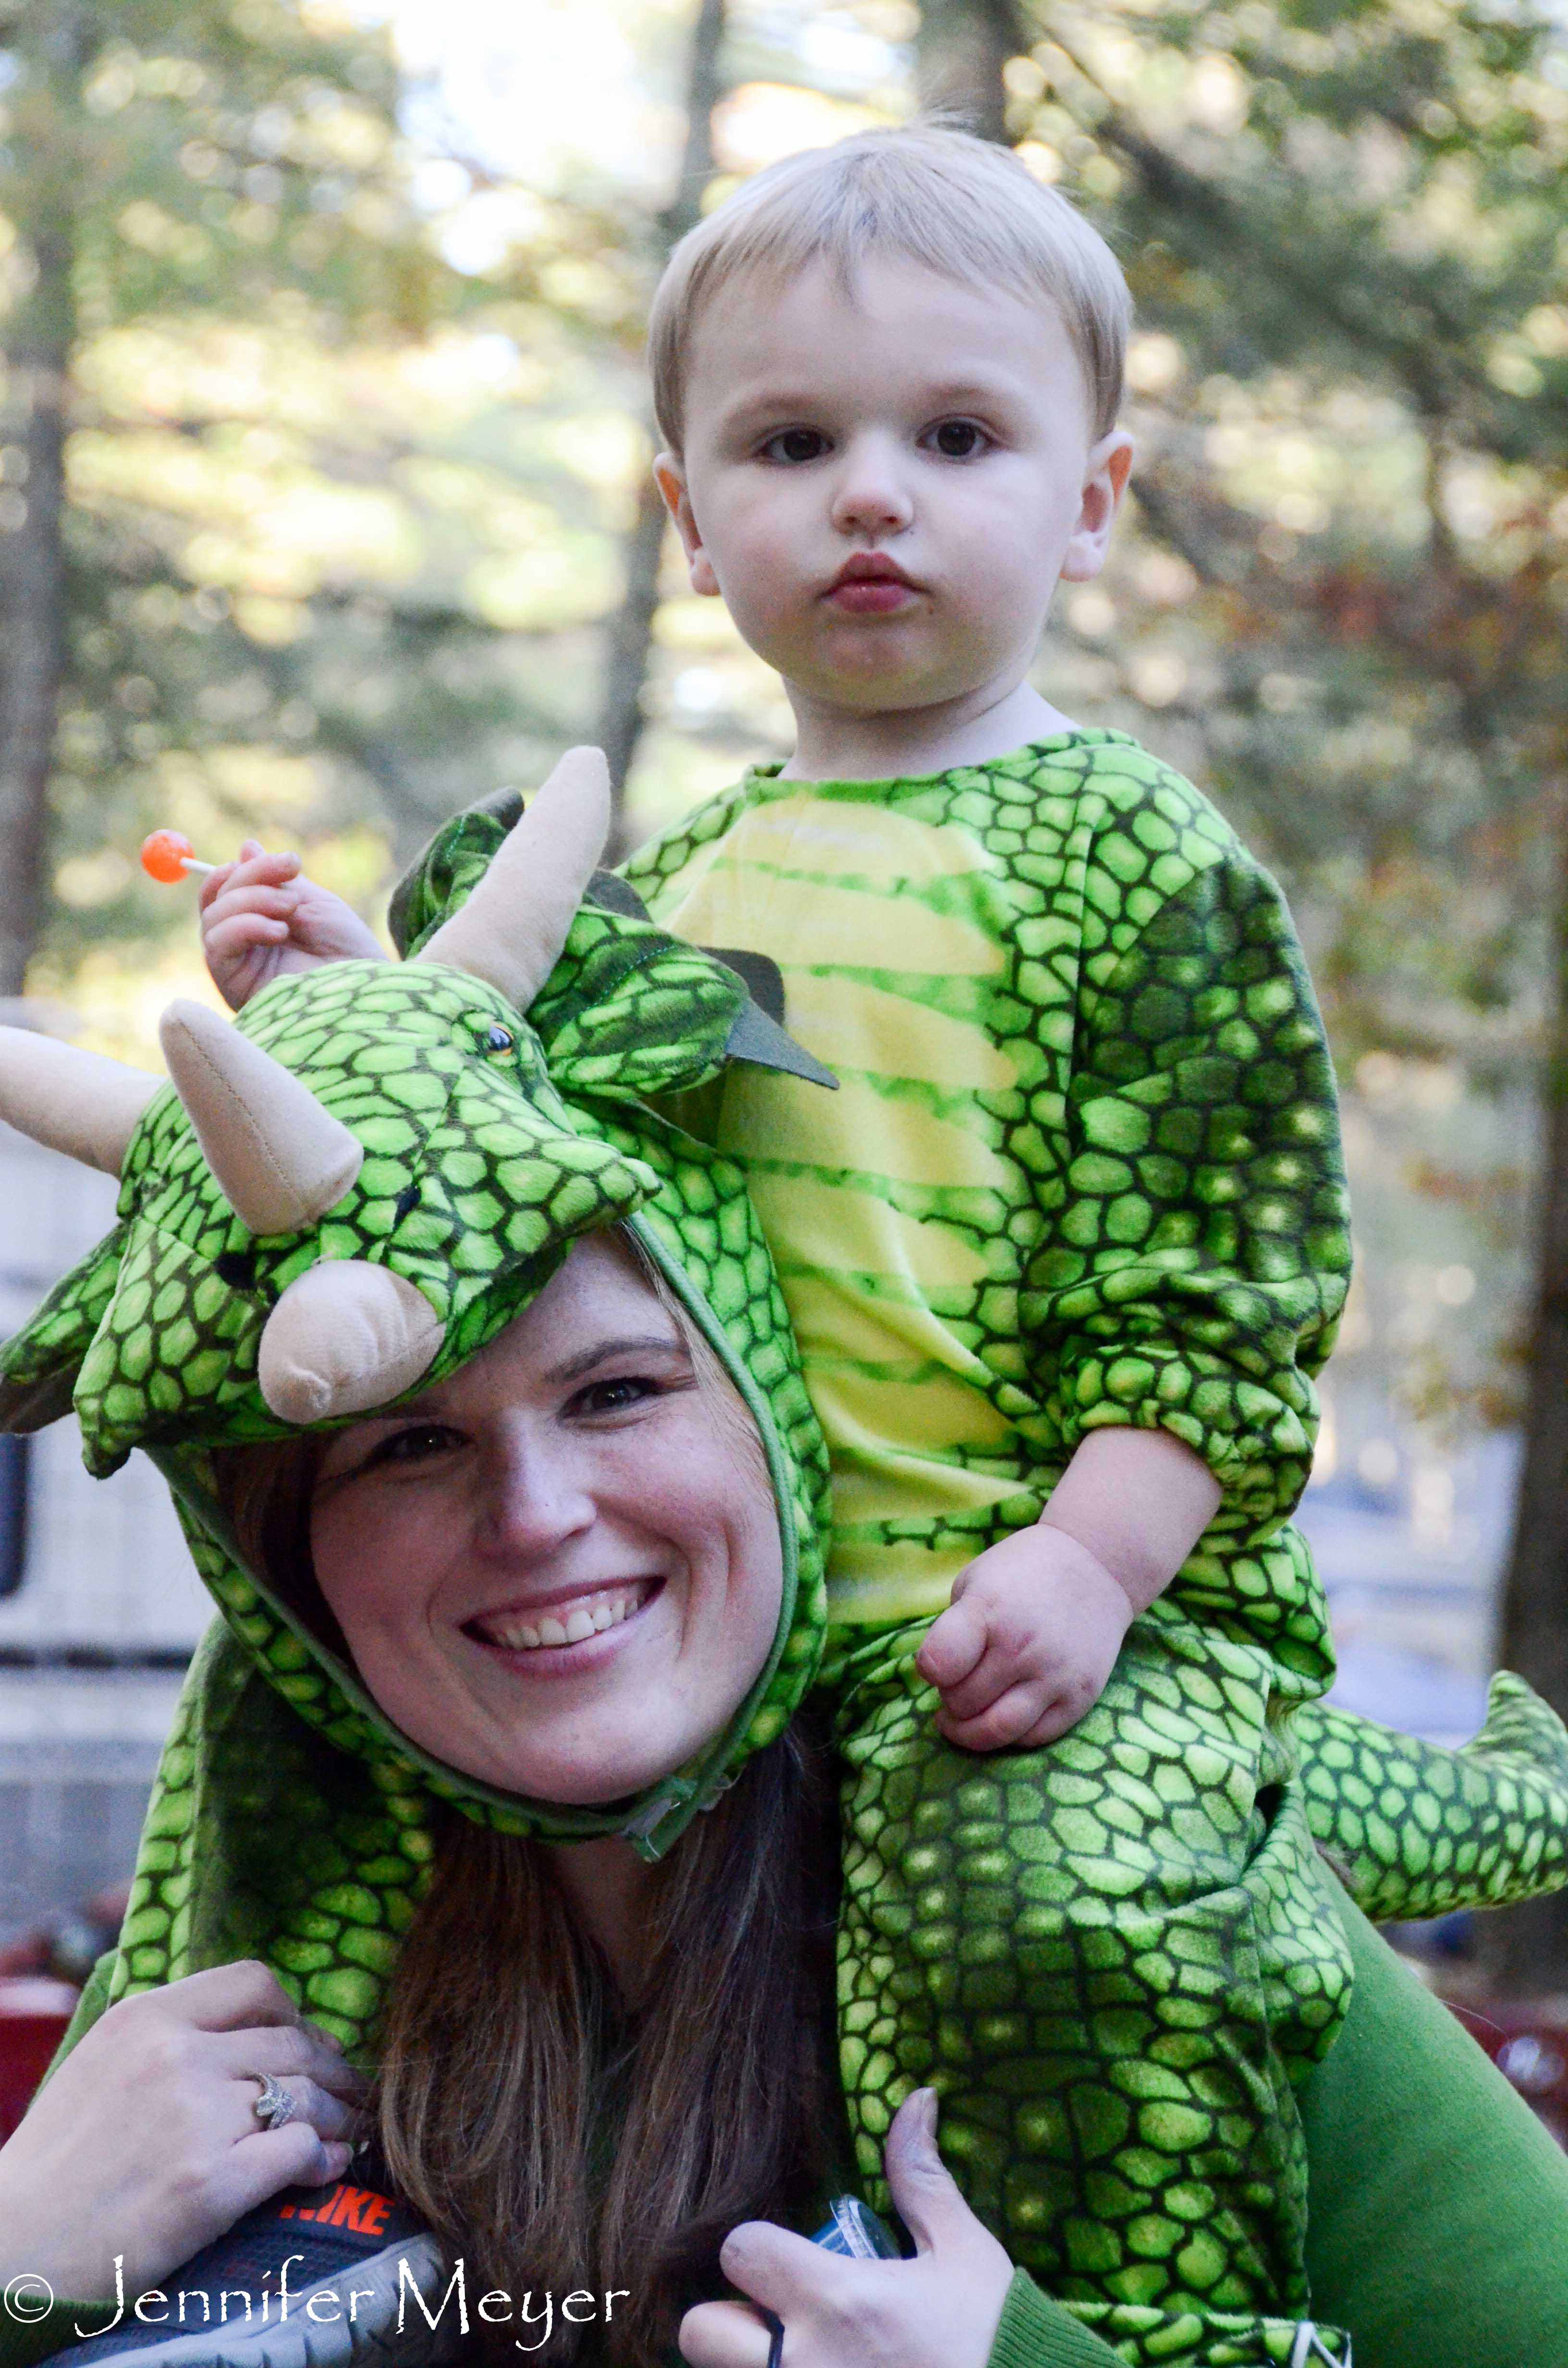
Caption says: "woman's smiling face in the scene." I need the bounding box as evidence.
[309,1231,783,1805]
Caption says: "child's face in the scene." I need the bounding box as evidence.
[657,256,1131,728]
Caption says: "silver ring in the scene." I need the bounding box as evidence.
[251,2072,297,2131]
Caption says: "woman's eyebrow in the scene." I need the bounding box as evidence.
[545,1332,686,1387]
[327,1332,688,1438]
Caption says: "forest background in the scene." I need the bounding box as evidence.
[5,0,1568,1981]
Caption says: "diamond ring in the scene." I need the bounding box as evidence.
[251,2072,297,2130]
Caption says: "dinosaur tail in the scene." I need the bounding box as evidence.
[1291,1670,1568,1923]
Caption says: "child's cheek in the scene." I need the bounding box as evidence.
[728,535,807,642]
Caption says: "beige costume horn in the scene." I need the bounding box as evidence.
[415,742,612,1005]
[159,999,364,1237]
[258,1262,445,1425]
[255,744,611,1421]
[0,743,612,1427]
[0,1028,160,1176]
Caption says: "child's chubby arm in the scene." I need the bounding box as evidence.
[916,1426,1221,1751]
[199,839,385,1011]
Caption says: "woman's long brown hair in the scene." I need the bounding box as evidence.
[213,1278,845,2365]
[375,1732,842,2365]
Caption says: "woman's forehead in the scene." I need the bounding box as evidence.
[409,1234,684,1405]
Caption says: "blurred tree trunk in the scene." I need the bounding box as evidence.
[1489,792,1568,1992]
[598,0,726,852]
[0,1,89,997]
[916,0,1025,142]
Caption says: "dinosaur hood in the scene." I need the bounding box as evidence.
[0,754,833,2042]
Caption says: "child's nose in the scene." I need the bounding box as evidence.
[830,448,914,538]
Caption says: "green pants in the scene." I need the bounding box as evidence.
[832,1605,1356,2365]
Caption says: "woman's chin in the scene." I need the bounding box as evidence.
[436,1725,694,1808]
[369,1661,718,1807]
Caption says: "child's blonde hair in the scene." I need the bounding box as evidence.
[649,123,1131,453]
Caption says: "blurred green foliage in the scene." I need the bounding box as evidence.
[1000,0,1568,1442]
[0,0,661,1041]
[1012,0,1568,1073]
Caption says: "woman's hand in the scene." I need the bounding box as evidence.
[679,2090,1015,2368]
[0,1961,363,2305]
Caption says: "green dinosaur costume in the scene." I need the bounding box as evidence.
[389,755,1568,2365]
[611,732,1568,2340]
[0,761,835,1985]
[1,750,1565,2368]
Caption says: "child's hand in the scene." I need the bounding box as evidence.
[199,839,385,1011]
[915,1525,1134,1753]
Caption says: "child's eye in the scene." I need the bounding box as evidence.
[927,420,989,459]
[760,427,830,465]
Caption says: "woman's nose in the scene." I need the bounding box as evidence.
[475,1429,596,1558]
[829,442,914,538]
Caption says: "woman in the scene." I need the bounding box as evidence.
[0,1221,1565,2368]
[1,1225,1565,2368]
[0,756,1563,2367]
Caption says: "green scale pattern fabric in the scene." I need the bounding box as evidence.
[0,891,833,2050]
[833,1612,1349,2335]
[12,760,1568,2368]
[622,732,1347,1648]
[603,731,1568,2361]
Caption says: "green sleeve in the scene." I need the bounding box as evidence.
[1301,1898,1568,2365]
[1038,853,1353,1548]
[44,1951,115,2080]
[985,2272,1130,2367]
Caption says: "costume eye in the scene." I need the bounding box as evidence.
[927,419,989,460]
[761,427,830,465]
[485,1024,514,1054]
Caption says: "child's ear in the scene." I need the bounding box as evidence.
[653,453,721,598]
[1058,429,1135,583]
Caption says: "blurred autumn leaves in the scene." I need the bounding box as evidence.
[24,0,1567,1088]
[0,0,674,1051]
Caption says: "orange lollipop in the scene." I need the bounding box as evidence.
[141,829,215,883]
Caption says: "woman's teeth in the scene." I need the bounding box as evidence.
[480,1583,649,1652]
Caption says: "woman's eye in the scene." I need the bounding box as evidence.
[571,1374,659,1418]
[928,420,988,459]
[370,1423,461,1468]
[761,427,829,465]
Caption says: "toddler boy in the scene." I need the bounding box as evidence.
[625,131,1356,2359]
[203,128,1356,2365]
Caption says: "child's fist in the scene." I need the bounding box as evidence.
[915,1525,1134,1753]
[199,840,385,1011]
